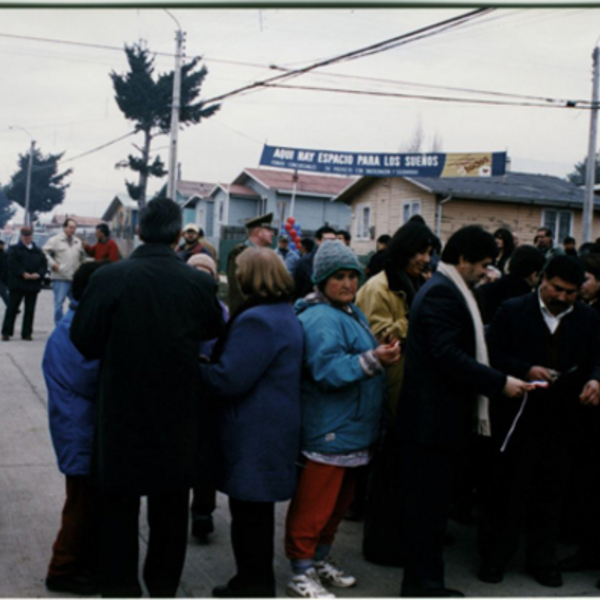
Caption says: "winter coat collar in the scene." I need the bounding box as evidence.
[130,243,178,259]
[383,260,423,308]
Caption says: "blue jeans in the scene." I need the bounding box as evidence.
[53,280,72,325]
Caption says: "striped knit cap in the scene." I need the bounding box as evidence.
[312,240,362,284]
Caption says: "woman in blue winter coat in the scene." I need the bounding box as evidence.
[284,240,401,599]
[199,247,303,598]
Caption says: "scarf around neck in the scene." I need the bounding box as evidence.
[436,261,492,437]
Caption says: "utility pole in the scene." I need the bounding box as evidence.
[24,139,34,227]
[166,13,184,201]
[583,46,599,243]
[290,170,299,217]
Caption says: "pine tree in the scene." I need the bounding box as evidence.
[0,187,15,229]
[111,41,219,206]
[4,147,71,224]
[566,154,600,187]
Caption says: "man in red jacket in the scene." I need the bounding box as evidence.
[83,224,120,262]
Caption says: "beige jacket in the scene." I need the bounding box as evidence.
[356,270,409,417]
[43,232,87,281]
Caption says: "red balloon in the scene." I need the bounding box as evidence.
[287,216,296,225]
[284,223,292,231]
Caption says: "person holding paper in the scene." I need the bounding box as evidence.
[478,255,600,589]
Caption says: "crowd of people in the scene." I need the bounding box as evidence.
[4,199,600,598]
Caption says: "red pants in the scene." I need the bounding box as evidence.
[285,459,357,560]
[47,476,96,578]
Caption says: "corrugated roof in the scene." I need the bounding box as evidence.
[216,183,260,198]
[51,213,104,226]
[334,172,598,207]
[176,180,215,199]
[240,167,356,197]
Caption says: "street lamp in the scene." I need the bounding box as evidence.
[9,125,35,227]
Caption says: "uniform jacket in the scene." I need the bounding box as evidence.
[487,293,600,443]
[7,241,48,293]
[295,295,386,455]
[43,232,87,281]
[476,274,533,325]
[43,303,99,476]
[70,243,225,494]
[397,271,507,449]
[199,302,303,503]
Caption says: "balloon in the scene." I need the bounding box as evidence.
[287,216,296,225]
[284,223,292,232]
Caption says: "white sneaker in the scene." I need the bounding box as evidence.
[315,558,357,588]
[286,568,336,598]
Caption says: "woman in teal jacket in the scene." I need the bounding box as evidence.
[284,240,400,599]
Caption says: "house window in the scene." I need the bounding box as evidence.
[218,200,224,223]
[402,200,421,224]
[542,209,572,244]
[355,204,371,240]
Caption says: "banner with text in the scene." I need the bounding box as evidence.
[260,145,506,178]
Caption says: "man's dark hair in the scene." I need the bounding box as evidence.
[377,234,391,246]
[96,223,110,238]
[315,225,336,241]
[387,220,437,271]
[543,254,585,286]
[537,227,553,238]
[198,227,204,237]
[579,253,600,280]
[408,214,426,225]
[63,217,77,228]
[441,225,499,265]
[300,238,315,254]
[336,230,351,243]
[71,262,106,301]
[563,236,576,245]
[508,245,545,278]
[139,198,182,245]
[579,242,600,256]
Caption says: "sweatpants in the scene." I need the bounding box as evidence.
[285,459,358,562]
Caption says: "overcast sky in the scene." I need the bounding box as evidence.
[1,7,600,221]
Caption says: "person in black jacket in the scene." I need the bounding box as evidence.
[0,239,9,306]
[1,228,48,341]
[397,226,530,598]
[70,199,225,598]
[478,255,600,589]
[293,225,336,299]
[477,245,545,325]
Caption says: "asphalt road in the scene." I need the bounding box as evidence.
[0,289,598,597]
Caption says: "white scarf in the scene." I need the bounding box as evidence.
[436,261,491,437]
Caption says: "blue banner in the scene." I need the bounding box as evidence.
[260,145,506,178]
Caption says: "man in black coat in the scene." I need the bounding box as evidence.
[1,227,48,341]
[0,239,9,306]
[477,244,545,325]
[478,255,600,589]
[70,198,225,597]
[293,225,336,299]
[397,226,530,597]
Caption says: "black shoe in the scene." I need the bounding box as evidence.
[525,565,563,588]
[212,581,275,598]
[191,515,214,542]
[45,573,99,595]
[1,335,9,341]
[478,564,504,584]
[558,551,600,572]
[401,584,465,597]
[22,336,32,341]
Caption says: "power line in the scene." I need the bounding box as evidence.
[203,8,494,105]
[61,131,136,163]
[263,82,592,110]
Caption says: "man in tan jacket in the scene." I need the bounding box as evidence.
[43,218,87,325]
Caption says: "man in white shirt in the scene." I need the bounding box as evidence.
[43,218,87,325]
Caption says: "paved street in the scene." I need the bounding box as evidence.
[1,289,599,597]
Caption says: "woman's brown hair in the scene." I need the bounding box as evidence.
[236,247,294,299]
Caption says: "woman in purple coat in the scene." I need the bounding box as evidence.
[199,248,303,598]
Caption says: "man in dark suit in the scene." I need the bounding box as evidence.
[71,198,225,597]
[1,227,48,341]
[397,225,531,598]
[293,225,336,299]
[478,255,600,589]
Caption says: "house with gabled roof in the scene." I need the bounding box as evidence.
[333,172,600,255]
[210,167,355,245]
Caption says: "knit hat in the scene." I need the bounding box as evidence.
[312,240,362,284]
[187,253,218,280]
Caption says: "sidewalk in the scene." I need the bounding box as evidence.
[0,289,597,597]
